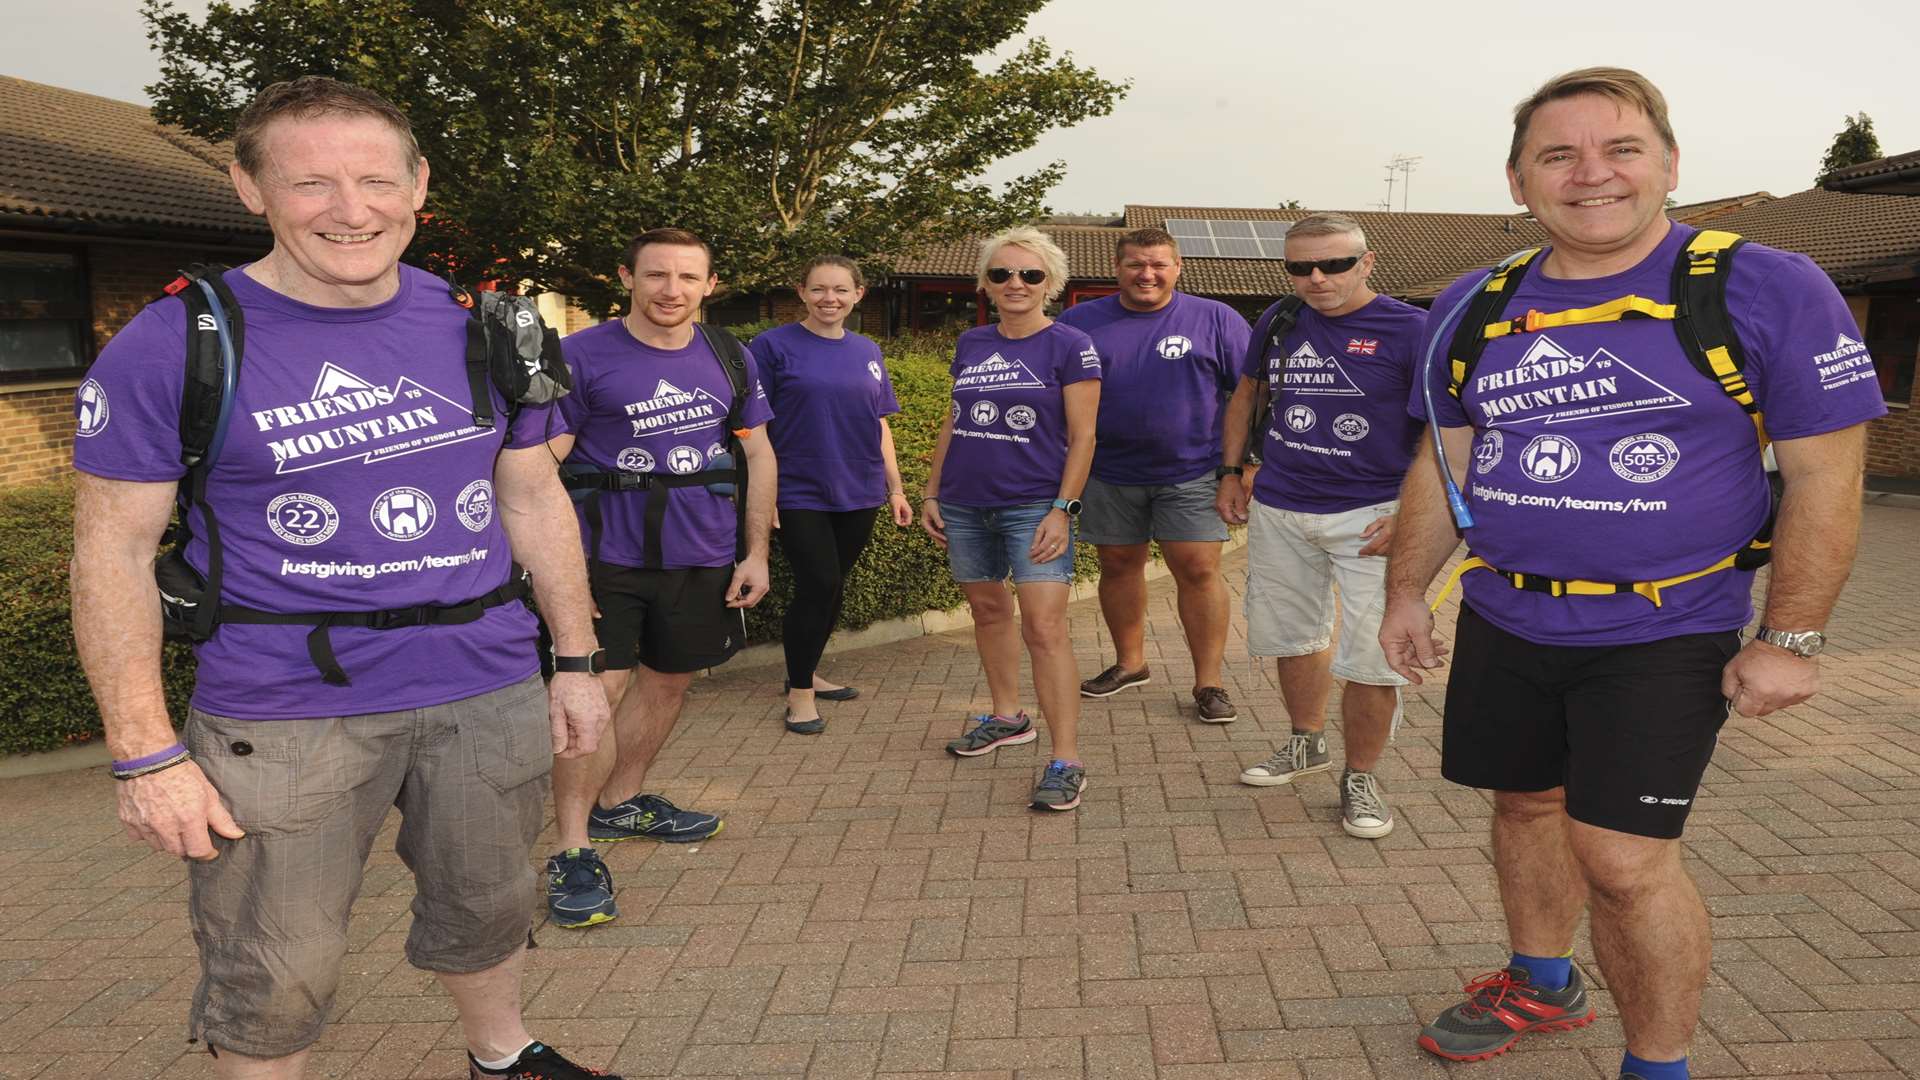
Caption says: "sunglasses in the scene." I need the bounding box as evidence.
[1283,255,1363,278]
[986,267,1047,285]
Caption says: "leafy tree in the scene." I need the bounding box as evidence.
[1278,199,1303,210]
[143,0,1127,313]
[1817,112,1882,183]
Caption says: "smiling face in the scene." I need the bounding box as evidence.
[1507,93,1679,275]
[982,242,1049,320]
[1284,231,1376,317]
[1115,243,1181,311]
[619,243,717,331]
[800,264,864,329]
[230,112,427,307]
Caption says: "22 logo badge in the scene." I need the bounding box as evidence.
[267,493,340,546]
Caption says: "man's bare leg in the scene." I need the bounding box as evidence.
[598,665,696,808]
[1273,650,1334,731]
[1093,543,1152,674]
[1339,681,1397,772]
[1161,540,1228,690]
[551,667,633,850]
[210,1048,310,1079]
[440,945,534,1063]
[1572,822,1708,1061]
[1493,789,1587,958]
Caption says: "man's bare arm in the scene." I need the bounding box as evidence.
[1379,425,1473,682]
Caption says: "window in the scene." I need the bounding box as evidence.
[0,245,93,382]
[1865,292,1919,407]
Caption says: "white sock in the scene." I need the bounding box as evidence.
[472,1039,536,1071]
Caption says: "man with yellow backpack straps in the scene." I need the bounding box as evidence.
[1379,68,1886,1080]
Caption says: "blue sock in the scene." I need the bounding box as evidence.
[1509,951,1570,991]
[1621,1051,1687,1080]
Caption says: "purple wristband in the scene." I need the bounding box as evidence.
[112,743,187,772]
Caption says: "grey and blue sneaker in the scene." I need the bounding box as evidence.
[545,847,616,929]
[1240,730,1331,786]
[945,712,1038,757]
[587,793,723,844]
[1029,760,1088,811]
[1340,769,1395,839]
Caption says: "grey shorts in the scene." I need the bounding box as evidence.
[1079,473,1230,546]
[183,674,552,1058]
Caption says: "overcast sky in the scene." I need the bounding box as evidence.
[11,0,1919,216]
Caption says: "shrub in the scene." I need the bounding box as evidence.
[0,479,195,754]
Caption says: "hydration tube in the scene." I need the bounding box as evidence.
[1417,252,1527,530]
[194,277,240,464]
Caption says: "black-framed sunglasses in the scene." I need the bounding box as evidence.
[1284,255,1363,277]
[986,267,1048,285]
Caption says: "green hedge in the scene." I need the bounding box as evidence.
[0,480,196,754]
[0,334,1095,752]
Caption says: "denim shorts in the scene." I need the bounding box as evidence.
[941,500,1075,585]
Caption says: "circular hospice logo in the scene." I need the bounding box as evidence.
[616,447,654,473]
[1519,433,1581,483]
[667,445,704,474]
[1155,335,1193,360]
[1283,404,1316,433]
[75,379,109,438]
[949,398,960,421]
[370,487,436,541]
[867,360,884,382]
[1331,413,1370,442]
[970,400,1000,426]
[1473,430,1504,475]
[1608,433,1680,483]
[455,479,494,532]
[1005,405,1037,431]
[266,493,340,546]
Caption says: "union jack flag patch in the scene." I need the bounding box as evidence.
[1347,339,1378,355]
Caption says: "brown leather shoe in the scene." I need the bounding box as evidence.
[1080,663,1151,698]
[1193,686,1237,723]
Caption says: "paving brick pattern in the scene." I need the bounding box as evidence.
[2,505,1916,1079]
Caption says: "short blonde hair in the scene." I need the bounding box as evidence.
[977,226,1069,304]
[1510,67,1676,170]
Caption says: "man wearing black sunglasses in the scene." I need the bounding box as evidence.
[1217,213,1426,843]
[1059,228,1251,722]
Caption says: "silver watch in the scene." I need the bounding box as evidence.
[1754,625,1825,658]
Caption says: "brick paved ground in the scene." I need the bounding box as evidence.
[2,504,1916,1080]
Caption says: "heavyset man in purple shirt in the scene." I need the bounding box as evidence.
[69,78,615,1080]
[1382,68,1887,1079]
[1058,228,1251,722]
[1217,213,1424,842]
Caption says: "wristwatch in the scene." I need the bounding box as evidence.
[1215,465,1240,480]
[1051,498,1083,515]
[1754,626,1825,658]
[551,648,607,674]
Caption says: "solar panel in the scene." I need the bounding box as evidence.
[1159,218,1290,259]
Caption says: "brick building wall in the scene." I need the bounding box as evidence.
[0,384,81,486]
[1865,404,1918,477]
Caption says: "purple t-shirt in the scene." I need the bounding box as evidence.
[1412,223,1889,646]
[939,322,1102,506]
[1057,292,1250,485]
[1246,294,1425,514]
[553,321,774,568]
[754,322,901,512]
[72,264,551,720]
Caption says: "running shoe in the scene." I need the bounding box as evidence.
[945,712,1037,757]
[1417,965,1595,1061]
[587,793,723,844]
[1194,686,1237,723]
[1029,760,1087,811]
[1340,769,1394,839]
[469,1040,622,1078]
[544,847,616,929]
[1239,731,1331,786]
[1080,664,1151,698]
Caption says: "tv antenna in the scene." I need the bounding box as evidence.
[1389,154,1422,212]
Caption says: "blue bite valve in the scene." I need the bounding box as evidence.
[1446,485,1475,530]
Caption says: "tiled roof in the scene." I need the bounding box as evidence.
[1124,205,1550,299]
[0,76,267,238]
[1703,186,1920,286]
[891,224,1126,281]
[1667,192,1775,224]
[1823,149,1920,196]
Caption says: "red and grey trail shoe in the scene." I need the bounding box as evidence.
[1417,965,1595,1061]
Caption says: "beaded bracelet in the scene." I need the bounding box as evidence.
[111,743,191,781]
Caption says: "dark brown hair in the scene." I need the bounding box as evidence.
[798,254,866,290]
[625,227,713,272]
[233,76,420,177]
[1115,228,1178,261]
[1510,67,1676,170]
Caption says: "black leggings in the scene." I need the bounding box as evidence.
[779,507,881,689]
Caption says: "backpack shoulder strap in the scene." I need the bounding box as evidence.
[1446,248,1542,400]
[159,263,240,641]
[1670,230,1765,444]
[446,280,500,429]
[695,322,752,563]
[1264,295,1305,353]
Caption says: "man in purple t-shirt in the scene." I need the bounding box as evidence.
[69,78,614,1080]
[541,228,777,929]
[1215,213,1423,843]
[1058,228,1251,722]
[1381,69,1887,1079]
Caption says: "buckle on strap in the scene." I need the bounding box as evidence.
[366,605,433,630]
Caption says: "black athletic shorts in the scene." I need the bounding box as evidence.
[1441,603,1739,839]
[590,562,744,674]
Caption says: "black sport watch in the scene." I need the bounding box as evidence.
[551,648,607,675]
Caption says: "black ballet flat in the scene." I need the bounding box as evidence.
[783,710,825,735]
[786,681,860,702]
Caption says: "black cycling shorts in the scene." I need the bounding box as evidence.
[1441,603,1739,839]
[591,562,744,674]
